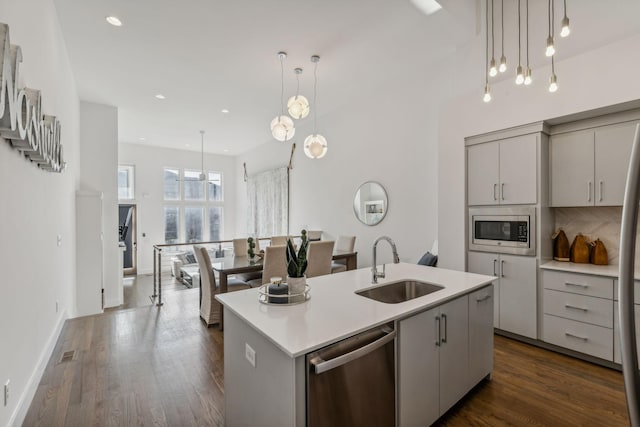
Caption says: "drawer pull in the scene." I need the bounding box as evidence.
[564,304,588,312]
[565,282,589,289]
[476,294,492,302]
[565,332,589,341]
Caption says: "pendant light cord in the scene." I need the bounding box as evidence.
[313,60,318,134]
[280,55,285,116]
[200,130,204,176]
[490,0,494,59]
[485,0,489,84]
[526,0,529,67]
[500,0,504,57]
[548,0,552,38]
[517,0,521,66]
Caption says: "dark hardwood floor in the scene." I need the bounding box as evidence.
[24,287,630,426]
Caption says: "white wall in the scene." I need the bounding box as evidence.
[0,0,80,425]
[438,33,640,270]
[79,102,121,307]
[118,143,237,274]
[235,62,447,269]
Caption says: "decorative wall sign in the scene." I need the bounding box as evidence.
[0,22,65,172]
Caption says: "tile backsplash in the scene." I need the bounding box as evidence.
[553,206,638,265]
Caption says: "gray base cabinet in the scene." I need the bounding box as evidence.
[467,252,537,339]
[398,286,493,427]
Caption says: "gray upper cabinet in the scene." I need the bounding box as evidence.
[467,134,537,206]
[551,121,636,207]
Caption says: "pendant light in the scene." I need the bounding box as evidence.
[488,0,497,77]
[545,0,555,56]
[515,0,524,85]
[287,68,310,119]
[524,0,532,85]
[560,0,570,37]
[483,0,491,102]
[271,52,295,142]
[549,55,558,92]
[498,0,507,73]
[304,55,328,159]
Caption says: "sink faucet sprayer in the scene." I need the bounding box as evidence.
[372,236,400,284]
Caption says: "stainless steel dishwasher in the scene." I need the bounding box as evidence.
[306,323,396,426]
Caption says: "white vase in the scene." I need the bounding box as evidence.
[287,275,306,303]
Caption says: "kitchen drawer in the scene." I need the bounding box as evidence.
[543,289,613,328]
[543,314,613,361]
[542,270,613,299]
[613,279,640,304]
[613,303,640,364]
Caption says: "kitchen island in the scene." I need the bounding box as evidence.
[216,262,496,426]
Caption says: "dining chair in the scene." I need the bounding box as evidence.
[306,240,335,278]
[194,245,250,327]
[270,235,289,246]
[247,245,287,288]
[233,237,261,256]
[331,235,356,273]
[307,230,323,241]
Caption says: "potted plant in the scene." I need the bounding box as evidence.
[286,230,309,300]
[247,237,256,260]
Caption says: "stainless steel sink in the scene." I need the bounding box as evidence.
[356,280,444,304]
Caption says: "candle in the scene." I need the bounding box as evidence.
[268,283,288,304]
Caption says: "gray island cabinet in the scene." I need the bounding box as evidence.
[216,263,495,426]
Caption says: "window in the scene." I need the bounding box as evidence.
[209,206,223,241]
[164,168,180,200]
[208,172,223,201]
[184,207,204,242]
[164,206,180,244]
[184,170,205,201]
[163,167,224,243]
[118,165,135,200]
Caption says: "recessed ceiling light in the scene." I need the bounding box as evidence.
[410,0,442,16]
[155,94,166,100]
[223,149,229,153]
[105,16,123,27]
[185,144,191,147]
[221,109,229,113]
[138,137,146,141]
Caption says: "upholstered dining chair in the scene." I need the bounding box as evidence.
[194,245,250,327]
[270,235,289,246]
[247,245,287,288]
[232,237,262,281]
[306,240,335,278]
[331,235,356,273]
[307,230,323,241]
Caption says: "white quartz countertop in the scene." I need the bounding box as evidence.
[540,260,640,280]
[216,263,496,358]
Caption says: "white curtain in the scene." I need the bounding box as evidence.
[246,167,289,237]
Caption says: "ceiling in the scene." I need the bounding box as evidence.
[53,0,640,155]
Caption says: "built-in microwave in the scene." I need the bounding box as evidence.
[469,207,536,256]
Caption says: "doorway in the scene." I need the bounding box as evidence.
[118,204,137,275]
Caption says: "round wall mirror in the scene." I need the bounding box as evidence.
[353,181,388,226]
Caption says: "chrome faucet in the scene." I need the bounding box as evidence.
[372,236,400,284]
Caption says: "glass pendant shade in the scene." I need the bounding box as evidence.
[499,55,507,73]
[545,36,555,56]
[483,84,491,103]
[548,73,558,92]
[270,115,295,141]
[489,58,498,77]
[560,16,570,37]
[524,67,532,85]
[303,134,327,159]
[287,95,310,119]
[515,65,524,85]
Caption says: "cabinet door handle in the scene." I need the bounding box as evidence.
[565,303,588,312]
[565,281,589,289]
[476,294,492,302]
[599,180,603,202]
[493,259,497,276]
[441,313,447,344]
[501,183,505,201]
[435,316,441,347]
[565,332,589,341]
[587,182,592,202]
[493,183,498,201]
[501,260,505,277]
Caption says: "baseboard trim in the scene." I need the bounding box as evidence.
[10,308,68,427]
